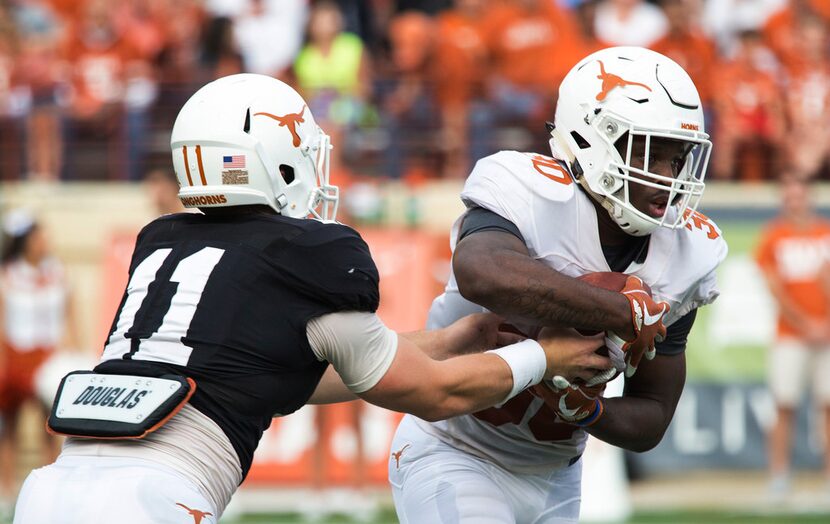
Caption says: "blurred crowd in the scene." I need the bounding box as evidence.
[0,0,829,183]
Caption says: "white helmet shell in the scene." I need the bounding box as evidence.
[171,74,337,220]
[551,46,711,236]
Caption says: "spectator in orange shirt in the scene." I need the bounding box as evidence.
[13,0,63,182]
[472,0,586,159]
[113,1,166,63]
[651,0,718,106]
[63,0,132,121]
[432,0,488,177]
[61,0,139,180]
[755,175,830,499]
[379,11,439,179]
[780,16,830,179]
[710,30,785,180]
[764,0,830,70]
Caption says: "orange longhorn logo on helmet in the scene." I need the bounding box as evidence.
[254,105,307,148]
[595,60,652,102]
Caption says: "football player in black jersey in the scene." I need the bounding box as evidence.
[13,74,607,523]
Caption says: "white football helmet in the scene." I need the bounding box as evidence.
[550,46,711,236]
[170,74,337,220]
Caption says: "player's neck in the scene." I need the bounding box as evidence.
[591,199,636,246]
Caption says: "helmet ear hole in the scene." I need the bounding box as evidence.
[570,131,591,149]
[279,165,295,185]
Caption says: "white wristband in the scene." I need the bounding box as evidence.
[486,339,547,405]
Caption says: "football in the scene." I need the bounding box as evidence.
[578,270,651,297]
[544,271,652,386]
[575,270,652,335]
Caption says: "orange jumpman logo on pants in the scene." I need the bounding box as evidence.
[176,502,213,524]
[254,105,307,147]
[595,60,652,101]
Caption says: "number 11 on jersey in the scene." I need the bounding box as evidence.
[101,247,225,366]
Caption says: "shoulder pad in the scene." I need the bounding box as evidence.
[282,222,380,313]
[679,210,729,269]
[461,151,577,221]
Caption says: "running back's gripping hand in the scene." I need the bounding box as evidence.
[616,276,670,377]
[532,376,605,426]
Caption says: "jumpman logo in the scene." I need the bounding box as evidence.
[595,60,652,101]
[391,444,411,469]
[254,105,307,147]
[176,502,213,524]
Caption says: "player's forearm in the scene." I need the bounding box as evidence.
[360,351,515,422]
[399,329,453,360]
[455,243,631,336]
[584,396,673,452]
[410,353,515,421]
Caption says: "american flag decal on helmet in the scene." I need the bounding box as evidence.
[223,155,246,168]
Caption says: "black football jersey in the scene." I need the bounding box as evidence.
[95,212,380,478]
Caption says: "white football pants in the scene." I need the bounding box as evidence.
[14,455,218,524]
[389,416,582,524]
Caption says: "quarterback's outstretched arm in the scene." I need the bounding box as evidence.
[306,311,604,420]
[454,230,636,339]
[585,352,686,452]
[308,313,523,404]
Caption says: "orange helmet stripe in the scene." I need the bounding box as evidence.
[195,145,207,186]
[182,146,194,186]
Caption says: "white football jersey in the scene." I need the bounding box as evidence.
[413,150,728,473]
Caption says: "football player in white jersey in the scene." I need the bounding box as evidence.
[12,74,607,524]
[389,46,728,523]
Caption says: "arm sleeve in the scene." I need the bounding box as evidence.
[306,311,399,394]
[654,308,697,356]
[457,206,525,243]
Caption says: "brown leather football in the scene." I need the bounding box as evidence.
[578,271,651,294]
[574,272,652,336]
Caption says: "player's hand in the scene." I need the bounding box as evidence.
[531,376,605,425]
[441,313,527,358]
[615,276,670,377]
[536,327,609,383]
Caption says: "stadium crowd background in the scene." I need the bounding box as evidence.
[3,0,830,522]
[0,0,828,185]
